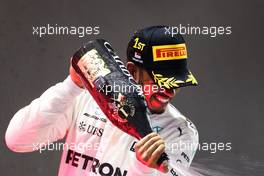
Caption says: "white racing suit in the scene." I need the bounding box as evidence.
[5,76,199,176]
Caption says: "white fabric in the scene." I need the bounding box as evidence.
[5,76,199,176]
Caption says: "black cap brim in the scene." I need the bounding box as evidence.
[149,68,198,89]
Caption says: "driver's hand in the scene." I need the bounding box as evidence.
[135,132,169,173]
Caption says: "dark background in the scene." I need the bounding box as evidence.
[1,0,263,175]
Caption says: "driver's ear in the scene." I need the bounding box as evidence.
[126,61,139,82]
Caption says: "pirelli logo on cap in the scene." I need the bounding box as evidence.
[152,44,188,61]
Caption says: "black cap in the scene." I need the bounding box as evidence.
[127,25,198,89]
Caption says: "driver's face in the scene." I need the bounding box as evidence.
[138,69,179,114]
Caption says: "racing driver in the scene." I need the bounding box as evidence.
[6,26,199,176]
